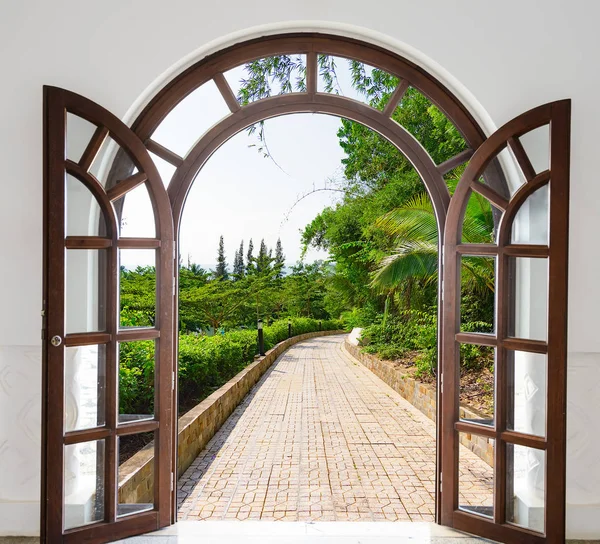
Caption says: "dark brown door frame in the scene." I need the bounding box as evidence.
[42,87,175,543]
[441,100,570,543]
[42,32,569,543]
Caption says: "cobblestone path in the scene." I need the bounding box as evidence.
[177,335,492,521]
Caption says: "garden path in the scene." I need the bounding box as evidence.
[177,335,492,521]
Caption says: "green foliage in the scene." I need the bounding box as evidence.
[120,317,344,415]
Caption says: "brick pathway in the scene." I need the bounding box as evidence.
[177,335,492,522]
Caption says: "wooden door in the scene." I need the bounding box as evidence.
[42,87,175,543]
[440,100,570,542]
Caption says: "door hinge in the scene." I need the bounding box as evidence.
[440,472,443,485]
[440,374,443,394]
[441,279,444,301]
[171,472,174,491]
[172,371,175,390]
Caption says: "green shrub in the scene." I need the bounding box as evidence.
[119,317,344,415]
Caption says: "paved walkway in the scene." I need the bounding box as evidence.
[177,335,492,522]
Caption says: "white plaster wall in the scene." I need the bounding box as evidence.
[0,0,599,538]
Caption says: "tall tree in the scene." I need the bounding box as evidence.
[215,235,228,280]
[274,238,285,279]
[246,238,255,274]
[255,239,274,275]
[233,240,245,280]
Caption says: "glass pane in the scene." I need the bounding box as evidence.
[149,151,176,188]
[507,350,546,437]
[116,183,156,238]
[118,340,155,423]
[506,444,545,533]
[89,134,136,187]
[119,249,156,329]
[511,184,549,245]
[458,433,494,518]
[150,80,230,157]
[459,345,495,427]
[66,113,97,164]
[479,146,526,198]
[65,249,107,334]
[64,345,106,432]
[64,440,105,530]
[518,125,550,176]
[507,257,549,342]
[391,87,468,165]
[118,433,155,516]
[460,255,495,334]
[66,174,107,236]
[461,191,498,245]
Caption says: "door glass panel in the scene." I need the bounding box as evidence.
[507,350,546,437]
[89,135,136,187]
[66,174,107,237]
[518,125,550,176]
[511,184,549,245]
[66,113,98,164]
[118,340,155,424]
[461,191,499,245]
[459,345,495,427]
[148,151,177,188]
[458,433,494,518]
[64,440,105,530]
[65,249,107,334]
[479,147,526,198]
[506,444,545,533]
[150,79,230,157]
[64,345,106,432]
[116,183,156,238]
[119,249,156,329]
[507,257,549,341]
[460,255,496,334]
[117,433,155,516]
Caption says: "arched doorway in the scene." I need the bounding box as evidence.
[41,32,570,543]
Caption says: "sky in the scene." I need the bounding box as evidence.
[119,59,375,271]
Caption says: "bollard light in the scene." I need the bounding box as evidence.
[257,318,265,355]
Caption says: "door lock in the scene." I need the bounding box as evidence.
[50,335,62,347]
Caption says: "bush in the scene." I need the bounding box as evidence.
[119,317,344,416]
[359,309,493,378]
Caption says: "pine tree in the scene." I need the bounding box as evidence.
[246,238,255,274]
[233,240,245,280]
[274,238,285,279]
[255,239,274,275]
[215,235,228,280]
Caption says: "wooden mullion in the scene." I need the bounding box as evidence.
[500,430,547,450]
[145,139,184,167]
[306,52,317,95]
[456,243,499,256]
[79,125,109,172]
[508,136,537,182]
[454,420,497,439]
[65,236,112,249]
[471,180,509,211]
[503,245,549,258]
[501,337,548,354]
[383,79,410,117]
[213,72,241,113]
[495,248,507,524]
[117,238,161,249]
[437,148,474,175]
[62,511,159,544]
[116,328,160,342]
[115,420,159,436]
[454,332,497,347]
[106,172,148,202]
[64,332,111,347]
[64,427,111,445]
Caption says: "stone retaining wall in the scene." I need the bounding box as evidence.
[344,339,494,467]
[118,330,345,504]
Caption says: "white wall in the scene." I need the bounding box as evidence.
[1,0,599,538]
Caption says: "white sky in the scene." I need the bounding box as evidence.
[120,58,375,271]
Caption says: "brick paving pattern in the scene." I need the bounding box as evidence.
[177,335,493,521]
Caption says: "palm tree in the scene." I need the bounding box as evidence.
[371,192,496,296]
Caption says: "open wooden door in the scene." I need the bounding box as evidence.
[42,87,175,543]
[440,100,570,543]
